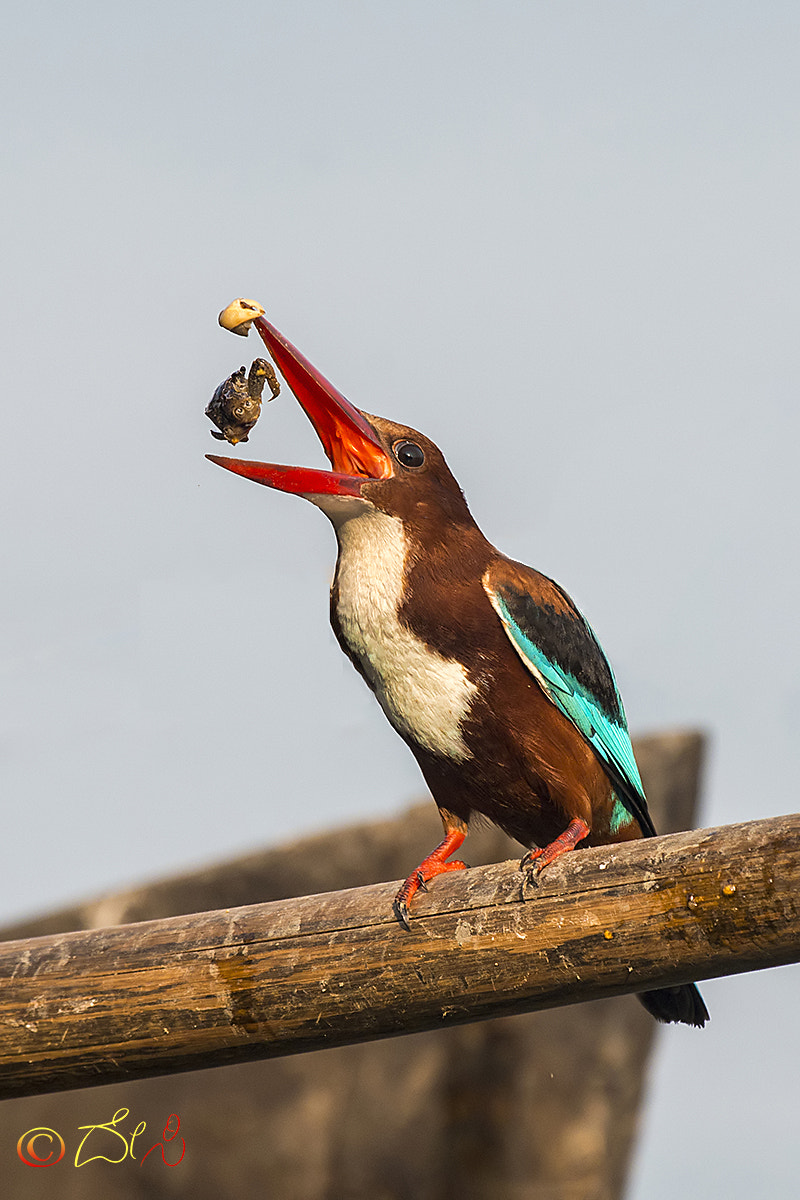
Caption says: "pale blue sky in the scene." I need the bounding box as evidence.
[1,4,798,1195]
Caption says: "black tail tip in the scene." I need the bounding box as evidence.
[638,983,709,1028]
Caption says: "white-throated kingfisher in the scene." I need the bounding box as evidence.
[208,311,709,1028]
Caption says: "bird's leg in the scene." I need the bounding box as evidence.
[393,829,467,929]
[521,817,590,884]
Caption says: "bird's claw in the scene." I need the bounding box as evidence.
[520,849,545,891]
[393,897,412,931]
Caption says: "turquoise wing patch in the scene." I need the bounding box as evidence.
[485,578,653,834]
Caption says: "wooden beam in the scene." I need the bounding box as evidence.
[1,812,798,1100]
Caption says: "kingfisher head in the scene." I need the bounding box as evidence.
[207,314,473,531]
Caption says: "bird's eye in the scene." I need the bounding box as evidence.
[393,440,425,469]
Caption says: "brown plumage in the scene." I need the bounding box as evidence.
[329,417,633,854]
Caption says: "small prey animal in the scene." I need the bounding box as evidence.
[206,358,280,445]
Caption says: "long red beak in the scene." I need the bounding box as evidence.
[207,317,392,497]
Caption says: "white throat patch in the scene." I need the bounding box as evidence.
[324,504,477,761]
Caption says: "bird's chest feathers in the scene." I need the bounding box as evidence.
[332,510,477,760]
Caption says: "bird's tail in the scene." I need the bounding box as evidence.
[638,982,709,1027]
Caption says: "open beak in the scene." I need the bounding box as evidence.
[206,317,392,497]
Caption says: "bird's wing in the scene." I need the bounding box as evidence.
[483,558,656,837]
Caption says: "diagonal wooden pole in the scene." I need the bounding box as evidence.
[0,813,798,1100]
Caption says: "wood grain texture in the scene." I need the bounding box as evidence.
[1,811,798,1100]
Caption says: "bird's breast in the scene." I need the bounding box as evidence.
[332,509,478,761]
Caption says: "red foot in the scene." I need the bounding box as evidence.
[394,830,467,928]
[521,817,590,881]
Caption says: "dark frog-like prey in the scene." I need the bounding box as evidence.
[206,358,280,445]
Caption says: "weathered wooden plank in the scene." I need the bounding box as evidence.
[0,812,798,1099]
